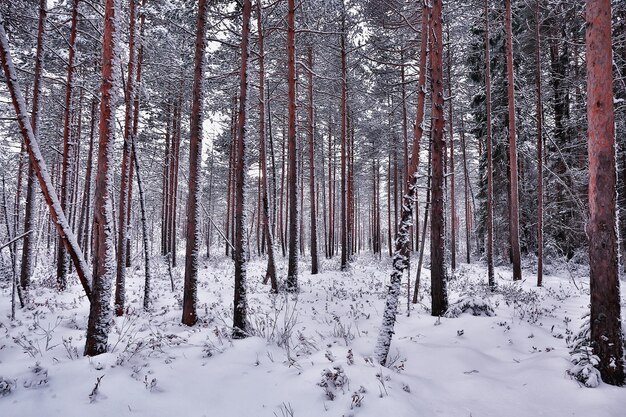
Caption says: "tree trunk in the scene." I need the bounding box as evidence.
[375,1,430,365]
[182,0,209,327]
[328,119,333,258]
[429,0,448,317]
[413,136,432,304]
[585,0,625,386]
[233,0,252,338]
[340,12,349,271]
[446,30,456,271]
[286,0,299,292]
[115,0,138,317]
[535,0,544,286]
[257,0,277,291]
[460,113,471,264]
[485,0,495,288]
[85,0,119,356]
[307,46,319,274]
[20,0,47,298]
[78,99,96,259]
[505,0,522,281]
[57,0,80,291]
[0,11,93,303]
[171,100,181,267]
[131,139,151,311]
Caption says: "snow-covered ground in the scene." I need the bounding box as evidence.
[1,254,625,417]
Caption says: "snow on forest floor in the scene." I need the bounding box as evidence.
[1,254,625,417]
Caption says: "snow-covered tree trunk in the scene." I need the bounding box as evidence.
[375,1,430,366]
[77,99,96,259]
[233,0,252,338]
[0,11,93,302]
[57,0,80,292]
[131,139,151,311]
[182,0,209,326]
[460,116,471,265]
[446,27,456,272]
[20,0,47,299]
[286,0,299,292]
[257,0,277,292]
[115,0,138,317]
[84,0,121,356]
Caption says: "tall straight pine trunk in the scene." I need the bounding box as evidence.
[485,0,495,288]
[286,0,299,292]
[233,0,252,338]
[57,0,80,291]
[85,0,120,356]
[308,46,319,274]
[585,0,625,386]
[182,0,209,326]
[535,0,544,287]
[429,0,448,317]
[115,0,138,316]
[20,0,47,298]
[505,0,522,281]
[257,0,277,291]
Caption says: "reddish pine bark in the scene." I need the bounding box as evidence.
[585,0,625,386]
[182,0,209,326]
[429,0,448,317]
[85,0,119,356]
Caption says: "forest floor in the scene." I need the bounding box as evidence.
[1,253,625,417]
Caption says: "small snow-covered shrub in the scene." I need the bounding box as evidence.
[567,314,601,388]
[0,377,16,397]
[89,375,105,403]
[12,334,40,358]
[445,296,495,318]
[294,331,318,357]
[350,386,365,409]
[202,338,224,358]
[23,362,48,388]
[318,366,348,400]
[330,315,355,345]
[346,349,354,365]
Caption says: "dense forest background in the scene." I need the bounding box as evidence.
[1,0,626,407]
